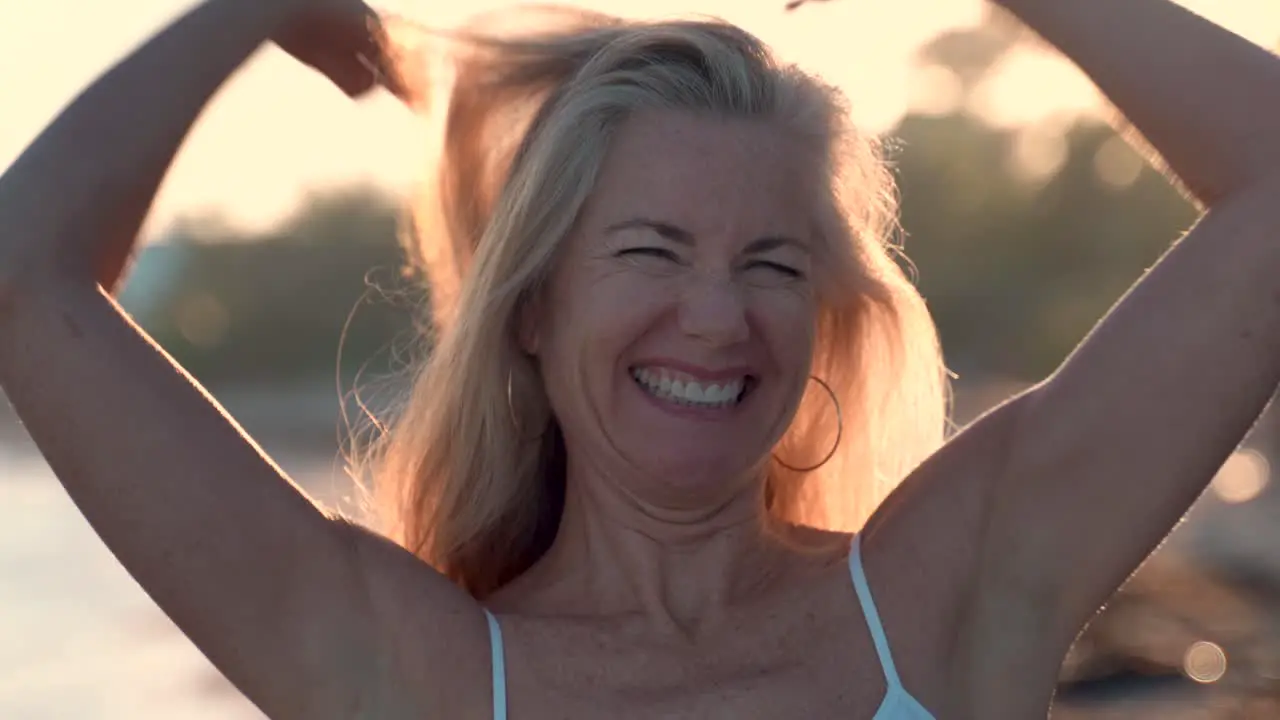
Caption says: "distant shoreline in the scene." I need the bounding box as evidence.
[0,379,367,459]
[4,375,1276,459]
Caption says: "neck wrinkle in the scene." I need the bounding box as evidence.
[526,461,792,640]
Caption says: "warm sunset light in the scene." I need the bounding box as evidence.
[4,1,1276,239]
[8,2,1280,718]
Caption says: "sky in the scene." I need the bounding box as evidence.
[3,0,1278,240]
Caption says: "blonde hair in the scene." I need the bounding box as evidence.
[364,7,949,598]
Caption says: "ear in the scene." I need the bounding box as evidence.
[516,293,542,356]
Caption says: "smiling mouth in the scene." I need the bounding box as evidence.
[629,366,756,409]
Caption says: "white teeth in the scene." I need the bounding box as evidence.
[630,367,747,408]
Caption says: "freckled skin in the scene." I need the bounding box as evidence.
[534,110,820,508]
[461,111,939,719]
[60,311,84,339]
[13,1,1270,716]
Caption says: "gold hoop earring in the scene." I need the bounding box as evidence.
[506,368,521,432]
[507,367,547,442]
[772,375,842,473]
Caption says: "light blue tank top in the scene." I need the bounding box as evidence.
[481,533,934,718]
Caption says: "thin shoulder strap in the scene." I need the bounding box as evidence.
[482,608,508,720]
[848,533,904,690]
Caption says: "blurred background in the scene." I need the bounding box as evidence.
[5,0,1280,717]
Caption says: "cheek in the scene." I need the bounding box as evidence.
[750,286,818,362]
[539,270,674,396]
[580,268,675,343]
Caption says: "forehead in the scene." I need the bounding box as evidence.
[579,110,821,238]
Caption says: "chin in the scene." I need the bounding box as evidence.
[625,449,766,504]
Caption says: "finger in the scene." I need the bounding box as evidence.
[357,14,417,105]
[313,52,377,98]
[355,51,411,103]
[305,14,385,99]
[342,70,379,98]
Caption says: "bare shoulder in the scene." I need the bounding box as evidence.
[857,396,1061,716]
[341,522,496,719]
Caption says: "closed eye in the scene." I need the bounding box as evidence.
[749,260,804,279]
[618,247,681,262]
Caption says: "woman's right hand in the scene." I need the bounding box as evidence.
[0,4,491,717]
[0,0,418,306]
[271,0,412,102]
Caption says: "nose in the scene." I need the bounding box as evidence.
[678,271,750,347]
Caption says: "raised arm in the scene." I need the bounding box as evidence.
[0,1,484,717]
[996,0,1280,206]
[973,0,1280,610]
[858,1,1280,713]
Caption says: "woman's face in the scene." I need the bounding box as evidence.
[529,110,822,509]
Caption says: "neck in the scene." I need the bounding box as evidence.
[506,458,806,640]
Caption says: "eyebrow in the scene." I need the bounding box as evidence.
[604,217,810,254]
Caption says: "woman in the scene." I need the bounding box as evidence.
[2,0,1277,716]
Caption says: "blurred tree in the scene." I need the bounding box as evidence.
[914,8,1024,95]
[130,186,424,387]
[127,14,1202,391]
[894,14,1198,381]
[897,115,1196,380]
